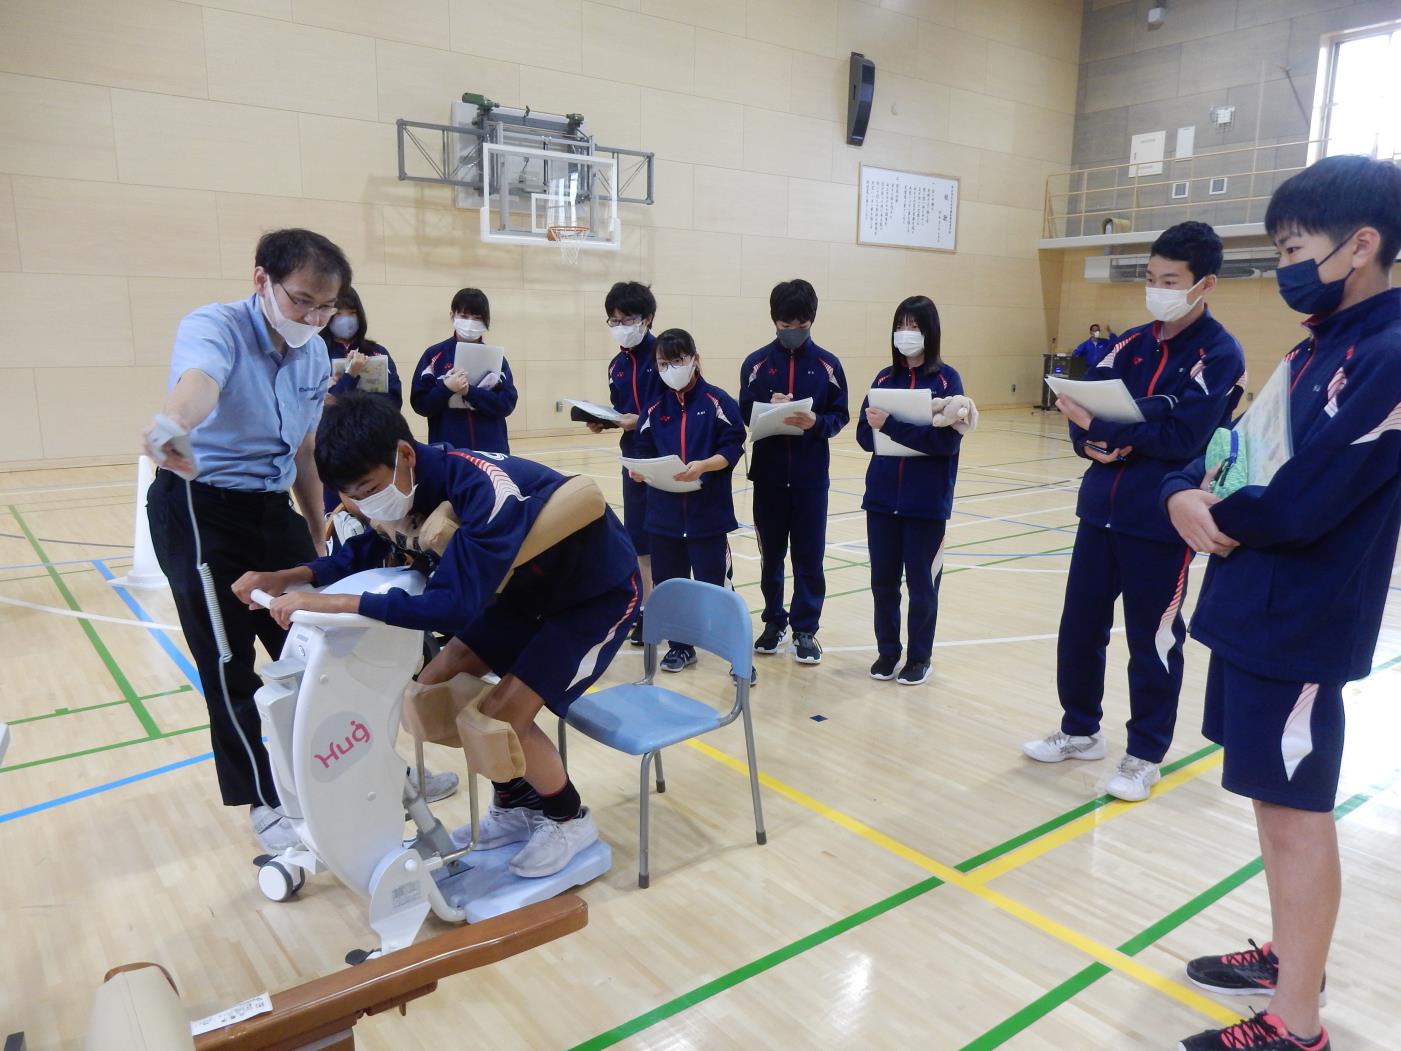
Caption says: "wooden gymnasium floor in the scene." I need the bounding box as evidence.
[2,409,1399,1049]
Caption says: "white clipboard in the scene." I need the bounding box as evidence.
[331,355,389,394]
[563,398,625,426]
[869,388,932,457]
[748,398,813,442]
[1044,376,1145,424]
[620,455,703,493]
[449,343,506,408]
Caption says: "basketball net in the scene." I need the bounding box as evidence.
[546,225,590,265]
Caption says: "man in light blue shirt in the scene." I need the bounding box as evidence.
[143,228,355,851]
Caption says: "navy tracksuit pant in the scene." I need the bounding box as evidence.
[867,513,946,664]
[650,533,728,651]
[1057,522,1192,764]
[753,484,827,634]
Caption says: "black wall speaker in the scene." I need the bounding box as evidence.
[847,52,876,147]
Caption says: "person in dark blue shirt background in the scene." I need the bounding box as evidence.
[738,279,849,666]
[1072,323,1111,368]
[630,329,747,676]
[410,287,518,454]
[855,295,967,688]
[321,285,401,513]
[1163,156,1401,1051]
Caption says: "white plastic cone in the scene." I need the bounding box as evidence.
[109,455,168,591]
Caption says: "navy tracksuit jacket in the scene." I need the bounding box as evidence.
[634,376,746,650]
[410,337,518,454]
[1162,288,1401,687]
[1060,309,1245,762]
[306,443,638,637]
[855,361,964,664]
[323,339,402,512]
[738,336,850,634]
[609,332,663,558]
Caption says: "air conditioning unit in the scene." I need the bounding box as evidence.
[1084,247,1279,283]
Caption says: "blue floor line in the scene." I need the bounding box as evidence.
[0,751,215,825]
[93,559,203,692]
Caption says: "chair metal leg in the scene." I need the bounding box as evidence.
[557,716,567,773]
[740,694,767,846]
[638,751,654,888]
[413,735,427,799]
[654,748,666,794]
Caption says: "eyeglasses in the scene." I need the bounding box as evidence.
[277,283,339,323]
[658,357,695,370]
[606,315,643,327]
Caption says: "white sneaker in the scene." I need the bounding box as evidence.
[451,803,542,850]
[508,808,600,878]
[1106,755,1161,801]
[421,769,459,803]
[250,805,303,852]
[1022,730,1106,763]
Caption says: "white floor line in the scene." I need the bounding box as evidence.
[824,628,1124,653]
[947,502,1080,529]
[0,593,181,631]
[0,480,135,498]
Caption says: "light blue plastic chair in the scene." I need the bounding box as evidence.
[559,578,766,888]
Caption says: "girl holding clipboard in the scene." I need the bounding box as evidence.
[410,287,518,453]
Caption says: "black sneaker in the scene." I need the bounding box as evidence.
[628,609,645,647]
[1177,1011,1329,1051]
[897,660,931,685]
[753,623,786,655]
[869,654,899,680]
[1186,940,1326,1004]
[793,632,822,665]
[660,645,697,673]
[730,665,758,687]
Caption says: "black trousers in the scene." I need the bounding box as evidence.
[147,470,317,807]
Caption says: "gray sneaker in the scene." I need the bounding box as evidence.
[1021,730,1106,763]
[250,805,302,852]
[421,768,459,802]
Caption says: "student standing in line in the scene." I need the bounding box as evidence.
[1166,155,1401,1051]
[1022,221,1246,803]
[629,329,749,679]
[589,281,662,645]
[855,295,968,687]
[410,287,517,453]
[738,279,849,666]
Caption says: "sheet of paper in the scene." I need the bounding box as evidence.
[1234,358,1294,485]
[869,387,932,457]
[563,398,624,425]
[191,993,273,1036]
[748,397,813,442]
[331,355,388,394]
[620,455,703,494]
[1044,376,1145,424]
[449,343,506,409]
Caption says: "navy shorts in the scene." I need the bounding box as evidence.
[455,572,641,717]
[1202,654,1346,813]
[620,468,651,557]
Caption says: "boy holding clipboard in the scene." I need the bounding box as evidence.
[1022,221,1245,803]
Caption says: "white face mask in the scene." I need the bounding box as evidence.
[1144,278,1204,324]
[1090,329,1101,339]
[610,322,645,349]
[660,360,696,391]
[893,331,924,357]
[355,448,416,522]
[260,282,324,349]
[328,314,358,340]
[454,317,486,341]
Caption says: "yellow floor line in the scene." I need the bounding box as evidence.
[966,750,1226,884]
[684,737,1239,1026]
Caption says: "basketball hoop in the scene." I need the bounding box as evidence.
[546,225,590,265]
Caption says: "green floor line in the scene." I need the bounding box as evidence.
[565,744,1226,1051]
[8,506,160,739]
[0,724,210,773]
[959,768,1401,1049]
[7,686,193,727]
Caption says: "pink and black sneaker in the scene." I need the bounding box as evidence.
[1186,940,1325,1004]
[1177,1011,1329,1051]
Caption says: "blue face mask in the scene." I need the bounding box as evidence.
[1275,233,1356,316]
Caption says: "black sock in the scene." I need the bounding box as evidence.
[539,779,583,822]
[492,778,543,810]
